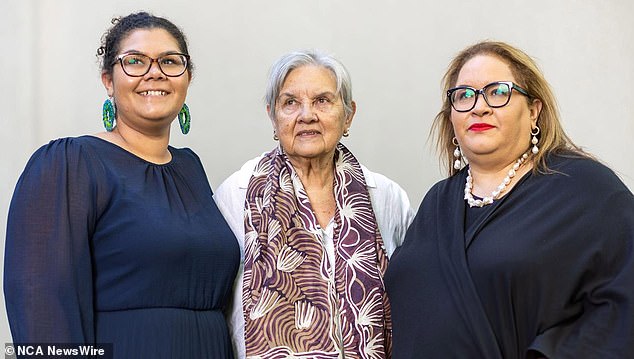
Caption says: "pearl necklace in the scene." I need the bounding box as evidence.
[464,152,529,207]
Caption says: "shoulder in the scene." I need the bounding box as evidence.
[214,154,265,216]
[34,135,97,154]
[358,164,416,255]
[360,164,412,210]
[168,146,204,167]
[542,155,629,195]
[214,155,268,243]
[217,155,265,194]
[24,136,101,171]
[170,145,198,158]
[14,136,106,199]
[360,164,406,194]
[422,171,464,204]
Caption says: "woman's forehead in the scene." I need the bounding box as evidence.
[456,54,514,86]
[281,65,337,92]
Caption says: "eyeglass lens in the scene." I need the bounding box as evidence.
[450,82,512,111]
[120,54,188,77]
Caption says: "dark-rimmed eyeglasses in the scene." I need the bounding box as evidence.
[113,52,190,77]
[447,81,530,112]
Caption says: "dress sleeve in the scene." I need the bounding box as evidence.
[4,139,97,343]
[529,187,634,358]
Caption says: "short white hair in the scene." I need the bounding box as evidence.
[265,49,354,120]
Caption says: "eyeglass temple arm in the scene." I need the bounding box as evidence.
[511,83,530,96]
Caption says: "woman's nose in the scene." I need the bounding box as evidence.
[298,102,317,122]
[471,93,492,116]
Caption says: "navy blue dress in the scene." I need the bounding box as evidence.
[5,136,240,358]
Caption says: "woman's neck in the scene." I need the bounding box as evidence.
[288,154,335,189]
[96,123,171,164]
[288,154,336,228]
[468,156,533,198]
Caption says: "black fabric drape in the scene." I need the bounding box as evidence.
[385,155,634,359]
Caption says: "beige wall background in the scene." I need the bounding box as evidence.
[1,0,632,343]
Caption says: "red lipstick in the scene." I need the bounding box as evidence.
[469,123,494,131]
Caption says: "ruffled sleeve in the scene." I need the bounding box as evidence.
[4,138,99,343]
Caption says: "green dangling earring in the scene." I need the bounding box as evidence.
[102,97,116,132]
[178,103,191,135]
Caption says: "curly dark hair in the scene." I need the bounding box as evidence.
[97,12,193,76]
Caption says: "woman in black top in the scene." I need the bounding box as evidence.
[385,41,634,359]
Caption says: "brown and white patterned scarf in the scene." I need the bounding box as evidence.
[242,143,392,359]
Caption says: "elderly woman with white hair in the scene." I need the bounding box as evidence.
[214,50,414,358]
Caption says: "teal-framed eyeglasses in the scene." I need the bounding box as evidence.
[113,52,190,77]
[447,81,530,112]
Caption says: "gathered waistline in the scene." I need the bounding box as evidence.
[96,307,223,313]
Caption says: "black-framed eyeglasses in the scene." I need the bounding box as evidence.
[113,52,190,77]
[447,81,530,112]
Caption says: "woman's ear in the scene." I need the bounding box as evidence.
[346,101,357,127]
[101,72,114,97]
[529,99,542,127]
[266,104,278,132]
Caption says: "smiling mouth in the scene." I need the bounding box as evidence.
[297,130,320,136]
[139,90,168,96]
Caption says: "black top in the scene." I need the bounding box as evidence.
[385,155,634,359]
[5,136,240,358]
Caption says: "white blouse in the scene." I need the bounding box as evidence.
[214,155,415,358]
